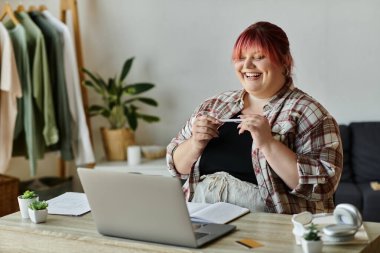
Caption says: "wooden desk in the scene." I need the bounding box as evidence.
[0,212,379,253]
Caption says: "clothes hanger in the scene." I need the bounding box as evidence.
[0,3,20,25]
[39,5,48,11]
[28,0,39,12]
[28,5,38,12]
[16,1,25,12]
[39,0,48,11]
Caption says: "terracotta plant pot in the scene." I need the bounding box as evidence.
[101,128,136,161]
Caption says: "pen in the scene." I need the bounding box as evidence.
[219,119,243,123]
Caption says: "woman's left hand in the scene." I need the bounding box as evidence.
[238,114,299,189]
[237,115,273,149]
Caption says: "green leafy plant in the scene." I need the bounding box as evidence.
[82,57,160,131]
[20,190,37,199]
[28,200,48,210]
[303,223,321,241]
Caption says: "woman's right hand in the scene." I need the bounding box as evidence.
[172,114,221,175]
[190,115,220,151]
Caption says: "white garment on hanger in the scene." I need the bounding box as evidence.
[42,10,95,165]
[0,23,22,173]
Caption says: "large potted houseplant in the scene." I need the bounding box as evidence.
[83,57,160,161]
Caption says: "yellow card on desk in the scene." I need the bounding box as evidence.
[236,238,264,249]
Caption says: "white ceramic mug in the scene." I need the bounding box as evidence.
[127,146,141,166]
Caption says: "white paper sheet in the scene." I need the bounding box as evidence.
[47,192,91,216]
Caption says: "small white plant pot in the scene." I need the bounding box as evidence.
[301,239,323,253]
[17,196,39,219]
[28,209,48,224]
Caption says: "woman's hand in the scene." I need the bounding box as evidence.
[238,114,299,189]
[190,115,220,152]
[237,114,274,149]
[172,114,220,175]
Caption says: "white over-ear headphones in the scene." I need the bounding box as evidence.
[292,203,363,243]
[333,203,362,227]
[323,203,362,242]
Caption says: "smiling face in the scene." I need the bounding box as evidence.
[232,22,293,99]
[234,47,286,99]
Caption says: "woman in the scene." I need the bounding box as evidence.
[166,21,342,214]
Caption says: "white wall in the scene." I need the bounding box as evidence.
[6,0,380,181]
[78,0,380,158]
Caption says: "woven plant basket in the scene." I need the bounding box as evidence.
[0,174,19,217]
[101,127,136,161]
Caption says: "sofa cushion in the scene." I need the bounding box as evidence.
[357,183,380,222]
[334,182,362,212]
[339,125,352,182]
[350,122,380,183]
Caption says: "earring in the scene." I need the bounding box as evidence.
[283,68,290,77]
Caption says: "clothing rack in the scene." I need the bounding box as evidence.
[1,0,93,177]
[58,0,93,177]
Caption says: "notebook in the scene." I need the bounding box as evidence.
[187,202,249,224]
[77,168,236,248]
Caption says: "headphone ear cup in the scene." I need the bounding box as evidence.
[334,204,362,228]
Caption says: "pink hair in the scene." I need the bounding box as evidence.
[232,22,293,75]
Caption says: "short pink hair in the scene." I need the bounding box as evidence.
[232,21,293,75]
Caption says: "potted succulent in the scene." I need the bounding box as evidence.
[83,57,160,161]
[17,190,38,219]
[28,200,49,223]
[301,223,323,253]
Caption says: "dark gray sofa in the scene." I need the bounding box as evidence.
[334,122,380,222]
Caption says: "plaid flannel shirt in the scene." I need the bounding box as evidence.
[167,82,343,214]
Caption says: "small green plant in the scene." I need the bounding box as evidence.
[303,223,321,241]
[28,200,48,210]
[20,190,37,199]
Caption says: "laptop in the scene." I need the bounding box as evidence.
[77,168,236,248]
